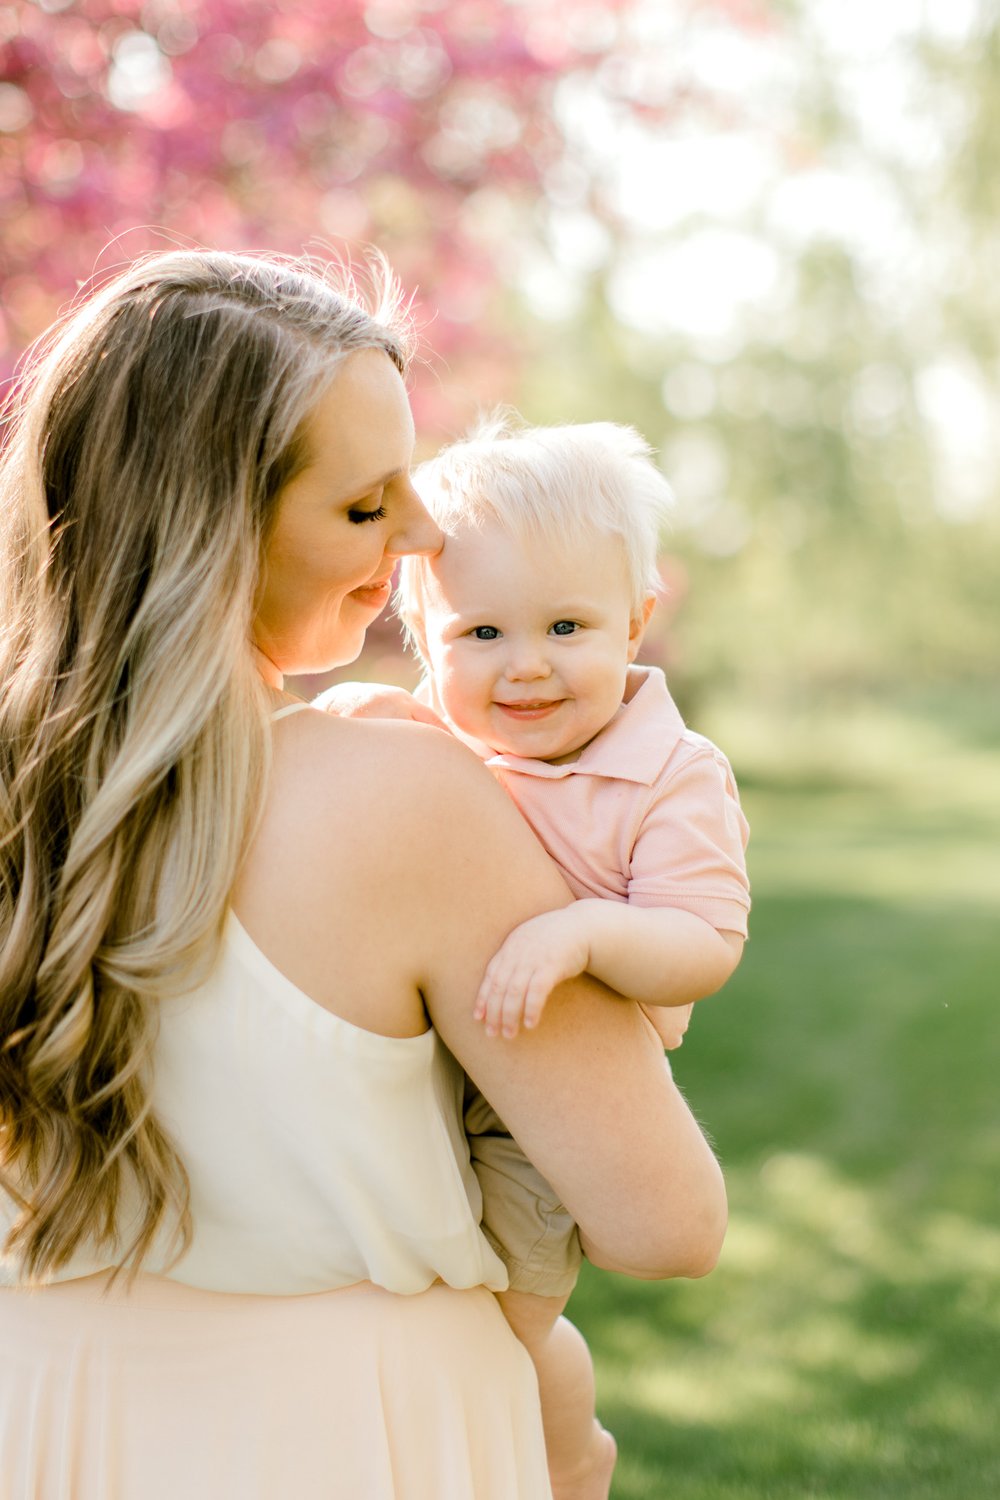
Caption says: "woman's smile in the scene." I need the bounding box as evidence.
[349,574,395,610]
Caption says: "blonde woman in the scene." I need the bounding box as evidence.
[0,251,726,1500]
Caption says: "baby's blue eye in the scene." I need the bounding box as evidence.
[472,625,500,640]
[550,620,578,636]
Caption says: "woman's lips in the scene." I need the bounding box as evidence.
[494,700,564,721]
[349,578,393,609]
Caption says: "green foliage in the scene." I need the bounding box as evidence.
[567,695,1000,1499]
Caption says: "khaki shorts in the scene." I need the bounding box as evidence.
[465,1082,582,1298]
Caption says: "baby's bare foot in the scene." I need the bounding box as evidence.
[551,1424,617,1500]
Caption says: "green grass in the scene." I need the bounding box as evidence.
[567,693,1000,1499]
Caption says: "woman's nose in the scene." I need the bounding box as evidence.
[388,482,443,558]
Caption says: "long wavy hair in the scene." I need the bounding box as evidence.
[0,249,413,1282]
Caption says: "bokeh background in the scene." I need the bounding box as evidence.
[3,2,998,1495]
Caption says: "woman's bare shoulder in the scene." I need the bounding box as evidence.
[237,711,539,1029]
[268,709,542,871]
[274,708,479,804]
[273,708,498,807]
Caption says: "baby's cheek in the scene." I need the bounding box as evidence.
[437,660,479,727]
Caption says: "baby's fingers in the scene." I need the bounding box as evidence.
[493,967,552,1038]
[475,952,547,1037]
[517,972,554,1032]
[474,957,520,1036]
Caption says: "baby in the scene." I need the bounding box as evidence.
[321,416,750,1500]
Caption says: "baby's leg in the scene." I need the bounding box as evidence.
[497,1288,617,1500]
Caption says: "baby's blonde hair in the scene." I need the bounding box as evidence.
[398,412,672,658]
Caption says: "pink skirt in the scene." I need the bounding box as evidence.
[0,1273,552,1500]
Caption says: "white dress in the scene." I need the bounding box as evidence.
[0,707,551,1500]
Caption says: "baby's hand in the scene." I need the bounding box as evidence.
[641,1002,694,1051]
[475,907,590,1038]
[313,681,446,728]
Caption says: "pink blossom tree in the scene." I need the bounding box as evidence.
[0,0,757,428]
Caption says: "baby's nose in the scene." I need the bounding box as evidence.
[504,647,551,681]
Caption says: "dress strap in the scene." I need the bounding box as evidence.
[270,701,312,722]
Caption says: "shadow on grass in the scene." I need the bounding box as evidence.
[575,1247,999,1500]
[674,891,999,1196]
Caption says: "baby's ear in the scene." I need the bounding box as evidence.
[627,593,657,661]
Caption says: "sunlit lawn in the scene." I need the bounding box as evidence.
[569,692,1000,1499]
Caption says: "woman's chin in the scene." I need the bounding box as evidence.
[255,621,370,682]
[299,633,367,677]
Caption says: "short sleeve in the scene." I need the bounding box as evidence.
[626,736,751,936]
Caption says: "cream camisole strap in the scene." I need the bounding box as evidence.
[270,700,311,721]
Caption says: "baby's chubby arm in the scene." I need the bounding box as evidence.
[475,900,742,1039]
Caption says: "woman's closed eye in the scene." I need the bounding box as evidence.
[347,495,387,524]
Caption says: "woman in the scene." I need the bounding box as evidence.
[0,251,726,1499]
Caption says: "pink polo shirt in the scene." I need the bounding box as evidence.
[484,665,750,938]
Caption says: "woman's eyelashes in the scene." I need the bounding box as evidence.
[347,494,387,524]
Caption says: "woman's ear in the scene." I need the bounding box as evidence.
[627,593,657,663]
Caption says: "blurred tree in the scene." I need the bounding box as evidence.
[0,0,758,430]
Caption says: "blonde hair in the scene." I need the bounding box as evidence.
[0,248,413,1282]
[398,412,672,656]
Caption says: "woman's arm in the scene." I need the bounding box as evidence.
[246,710,726,1280]
[399,729,728,1280]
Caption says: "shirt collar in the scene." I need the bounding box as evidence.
[484,665,686,785]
